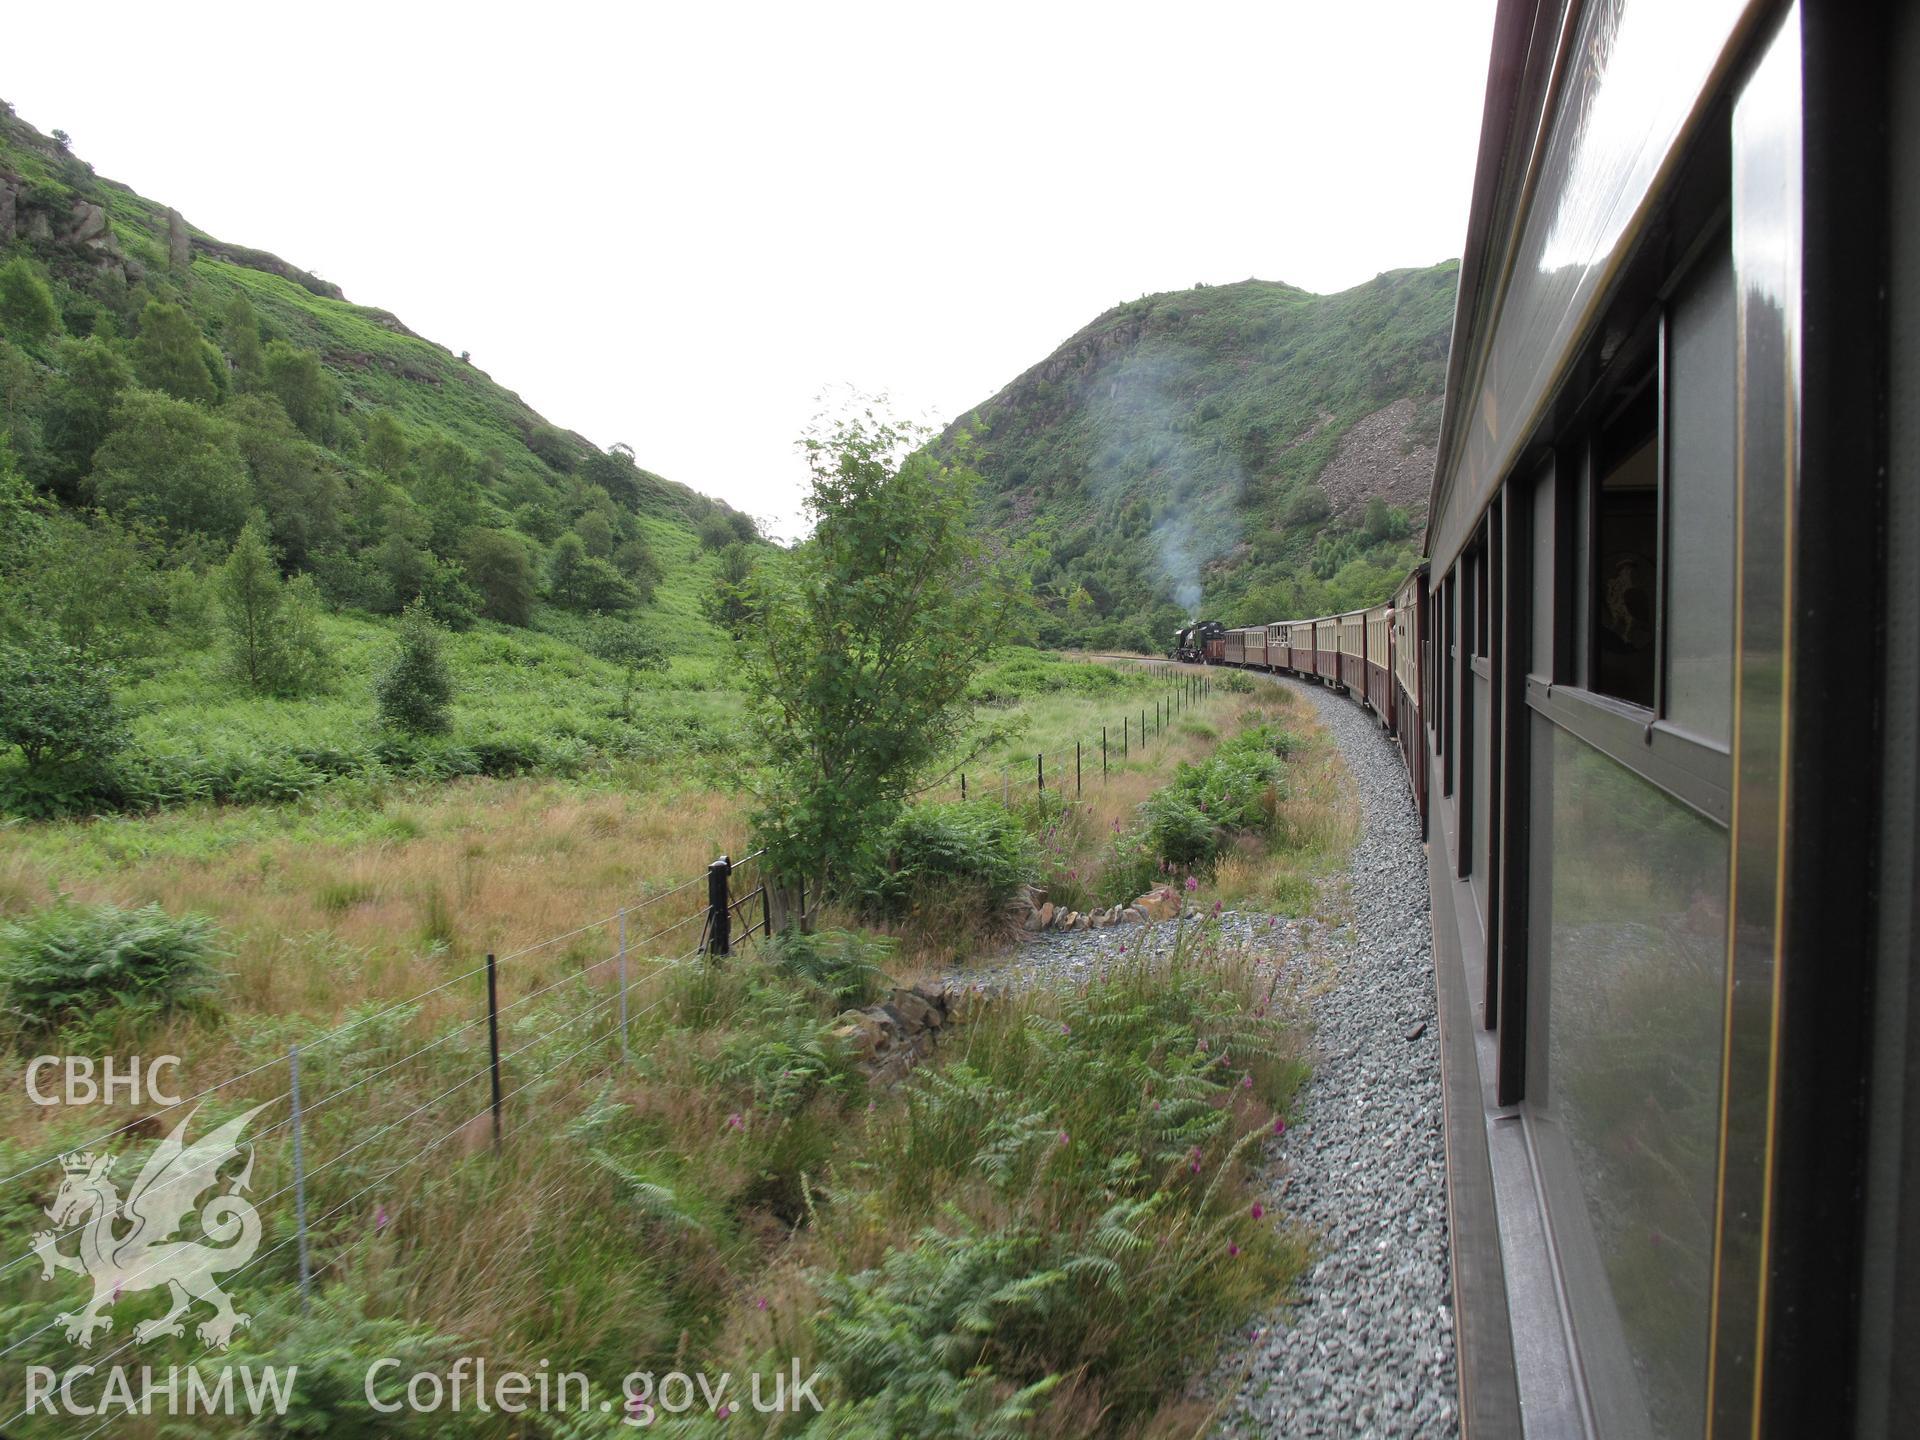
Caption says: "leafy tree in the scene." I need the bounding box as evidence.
[744,407,1027,900]
[91,389,252,545]
[574,508,616,558]
[613,534,660,604]
[215,518,329,695]
[581,445,642,506]
[131,301,223,404]
[697,512,736,551]
[227,394,345,569]
[0,637,126,768]
[37,338,132,500]
[0,258,59,343]
[409,434,482,555]
[460,529,536,625]
[222,292,264,387]
[707,541,756,638]
[261,341,339,441]
[547,531,637,612]
[588,620,668,721]
[6,510,165,658]
[375,600,455,735]
[364,411,409,477]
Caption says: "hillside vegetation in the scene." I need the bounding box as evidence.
[947,267,1456,649]
[0,103,761,815]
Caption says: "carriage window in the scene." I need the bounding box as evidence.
[1591,382,1658,707]
[1664,241,1736,743]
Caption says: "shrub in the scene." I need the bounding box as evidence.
[0,901,223,1036]
[858,801,1038,922]
[767,927,889,1010]
[1137,724,1290,874]
[0,637,127,768]
[376,601,456,736]
[0,258,58,343]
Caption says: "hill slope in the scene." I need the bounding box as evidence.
[0,106,744,533]
[0,103,767,815]
[947,266,1456,649]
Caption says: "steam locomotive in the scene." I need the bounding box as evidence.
[1169,620,1224,665]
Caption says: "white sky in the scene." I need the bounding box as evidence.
[5,1,1497,539]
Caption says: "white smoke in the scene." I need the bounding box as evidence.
[1083,348,1243,615]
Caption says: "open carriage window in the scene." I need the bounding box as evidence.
[1590,380,1659,708]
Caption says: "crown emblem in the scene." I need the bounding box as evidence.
[59,1152,99,1176]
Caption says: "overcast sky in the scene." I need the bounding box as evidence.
[6,1,1496,538]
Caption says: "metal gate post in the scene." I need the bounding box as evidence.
[706,856,733,957]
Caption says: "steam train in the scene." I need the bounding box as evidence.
[1170,620,1225,665]
[1183,4,1916,1437]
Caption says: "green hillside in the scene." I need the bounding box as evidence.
[948,266,1456,649]
[0,103,762,815]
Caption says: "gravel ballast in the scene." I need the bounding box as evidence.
[948,672,1456,1437]
[1212,675,1455,1439]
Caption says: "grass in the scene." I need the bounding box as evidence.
[0,658,1357,1435]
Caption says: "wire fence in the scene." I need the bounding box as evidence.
[0,845,789,1429]
[915,664,1218,807]
[0,660,1214,1428]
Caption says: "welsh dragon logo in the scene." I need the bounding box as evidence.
[31,1103,271,1350]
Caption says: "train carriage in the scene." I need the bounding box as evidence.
[1363,603,1392,720]
[1407,4,1911,1437]
[1313,616,1338,683]
[1243,626,1268,670]
[1287,620,1314,674]
[1336,609,1365,693]
[1392,567,1427,831]
[1221,627,1244,666]
[1163,8,1911,1434]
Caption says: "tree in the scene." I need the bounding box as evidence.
[375,600,455,735]
[131,301,223,404]
[744,407,1027,901]
[707,541,756,638]
[0,258,59,343]
[215,518,329,695]
[227,394,345,569]
[697,512,736,551]
[261,341,339,441]
[91,389,252,545]
[38,338,131,501]
[589,620,667,722]
[0,637,127,769]
[581,445,642,506]
[547,531,637,612]
[574,508,616,558]
[613,534,660,605]
[460,529,536,625]
[222,293,264,388]
[364,411,409,477]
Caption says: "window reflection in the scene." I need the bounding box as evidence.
[1533,723,1727,1438]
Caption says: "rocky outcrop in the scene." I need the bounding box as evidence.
[1317,397,1436,520]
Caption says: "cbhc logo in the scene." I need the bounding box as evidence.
[25,1057,183,1107]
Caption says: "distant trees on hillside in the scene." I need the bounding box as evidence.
[0,259,58,343]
